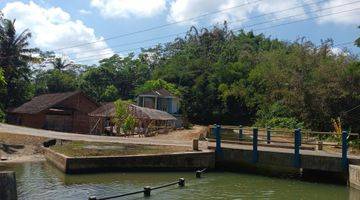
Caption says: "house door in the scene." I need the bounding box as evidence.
[45,115,73,132]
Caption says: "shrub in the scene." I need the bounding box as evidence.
[255,103,304,129]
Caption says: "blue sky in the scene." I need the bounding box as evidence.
[1,0,359,64]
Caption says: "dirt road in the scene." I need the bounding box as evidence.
[0,123,207,147]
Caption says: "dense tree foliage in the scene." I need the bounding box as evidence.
[147,24,360,131]
[0,68,5,120]
[0,18,39,108]
[79,54,150,102]
[135,79,180,96]
[0,15,359,132]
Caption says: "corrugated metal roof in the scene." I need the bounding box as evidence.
[10,91,81,114]
[89,102,176,121]
[88,102,115,117]
[138,88,174,97]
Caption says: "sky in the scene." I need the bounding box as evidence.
[0,0,359,65]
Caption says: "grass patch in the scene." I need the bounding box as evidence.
[50,141,192,157]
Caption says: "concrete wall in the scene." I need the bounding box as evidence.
[218,147,345,173]
[44,147,215,174]
[43,147,69,172]
[349,165,360,190]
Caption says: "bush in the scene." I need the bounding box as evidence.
[255,103,304,129]
[257,117,304,129]
[122,115,137,135]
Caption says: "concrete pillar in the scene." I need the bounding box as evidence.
[252,128,258,163]
[317,141,323,150]
[0,171,17,200]
[266,127,271,144]
[342,131,348,170]
[193,139,199,151]
[238,125,243,140]
[144,186,151,197]
[215,125,222,157]
[294,129,301,168]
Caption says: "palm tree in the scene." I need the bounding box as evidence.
[49,57,74,71]
[0,18,39,107]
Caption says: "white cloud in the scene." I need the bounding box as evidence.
[90,0,166,18]
[167,0,309,27]
[330,46,350,55]
[167,0,360,28]
[2,1,113,64]
[79,9,92,15]
[316,0,360,25]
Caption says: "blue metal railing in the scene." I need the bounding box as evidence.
[211,125,349,170]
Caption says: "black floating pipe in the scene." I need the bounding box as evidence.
[90,178,185,200]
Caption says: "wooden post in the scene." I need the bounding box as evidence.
[294,129,301,168]
[342,131,348,170]
[193,138,199,151]
[0,171,17,200]
[252,128,258,163]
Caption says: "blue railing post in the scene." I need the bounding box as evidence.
[266,127,271,144]
[294,128,301,168]
[252,128,258,163]
[342,131,348,170]
[239,125,243,140]
[214,124,222,156]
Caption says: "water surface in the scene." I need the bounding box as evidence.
[0,162,356,200]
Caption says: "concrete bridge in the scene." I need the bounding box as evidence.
[208,125,360,174]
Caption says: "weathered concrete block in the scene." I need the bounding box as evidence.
[0,171,17,200]
[349,165,360,190]
[44,147,215,174]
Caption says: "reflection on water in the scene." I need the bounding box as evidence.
[0,162,354,200]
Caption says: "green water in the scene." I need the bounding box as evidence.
[0,162,356,200]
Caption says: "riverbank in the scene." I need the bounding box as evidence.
[0,132,48,163]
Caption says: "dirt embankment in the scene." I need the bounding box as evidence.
[0,132,48,163]
[152,125,208,141]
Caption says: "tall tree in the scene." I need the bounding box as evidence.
[0,69,5,120]
[49,57,74,71]
[0,18,38,107]
[79,54,150,102]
